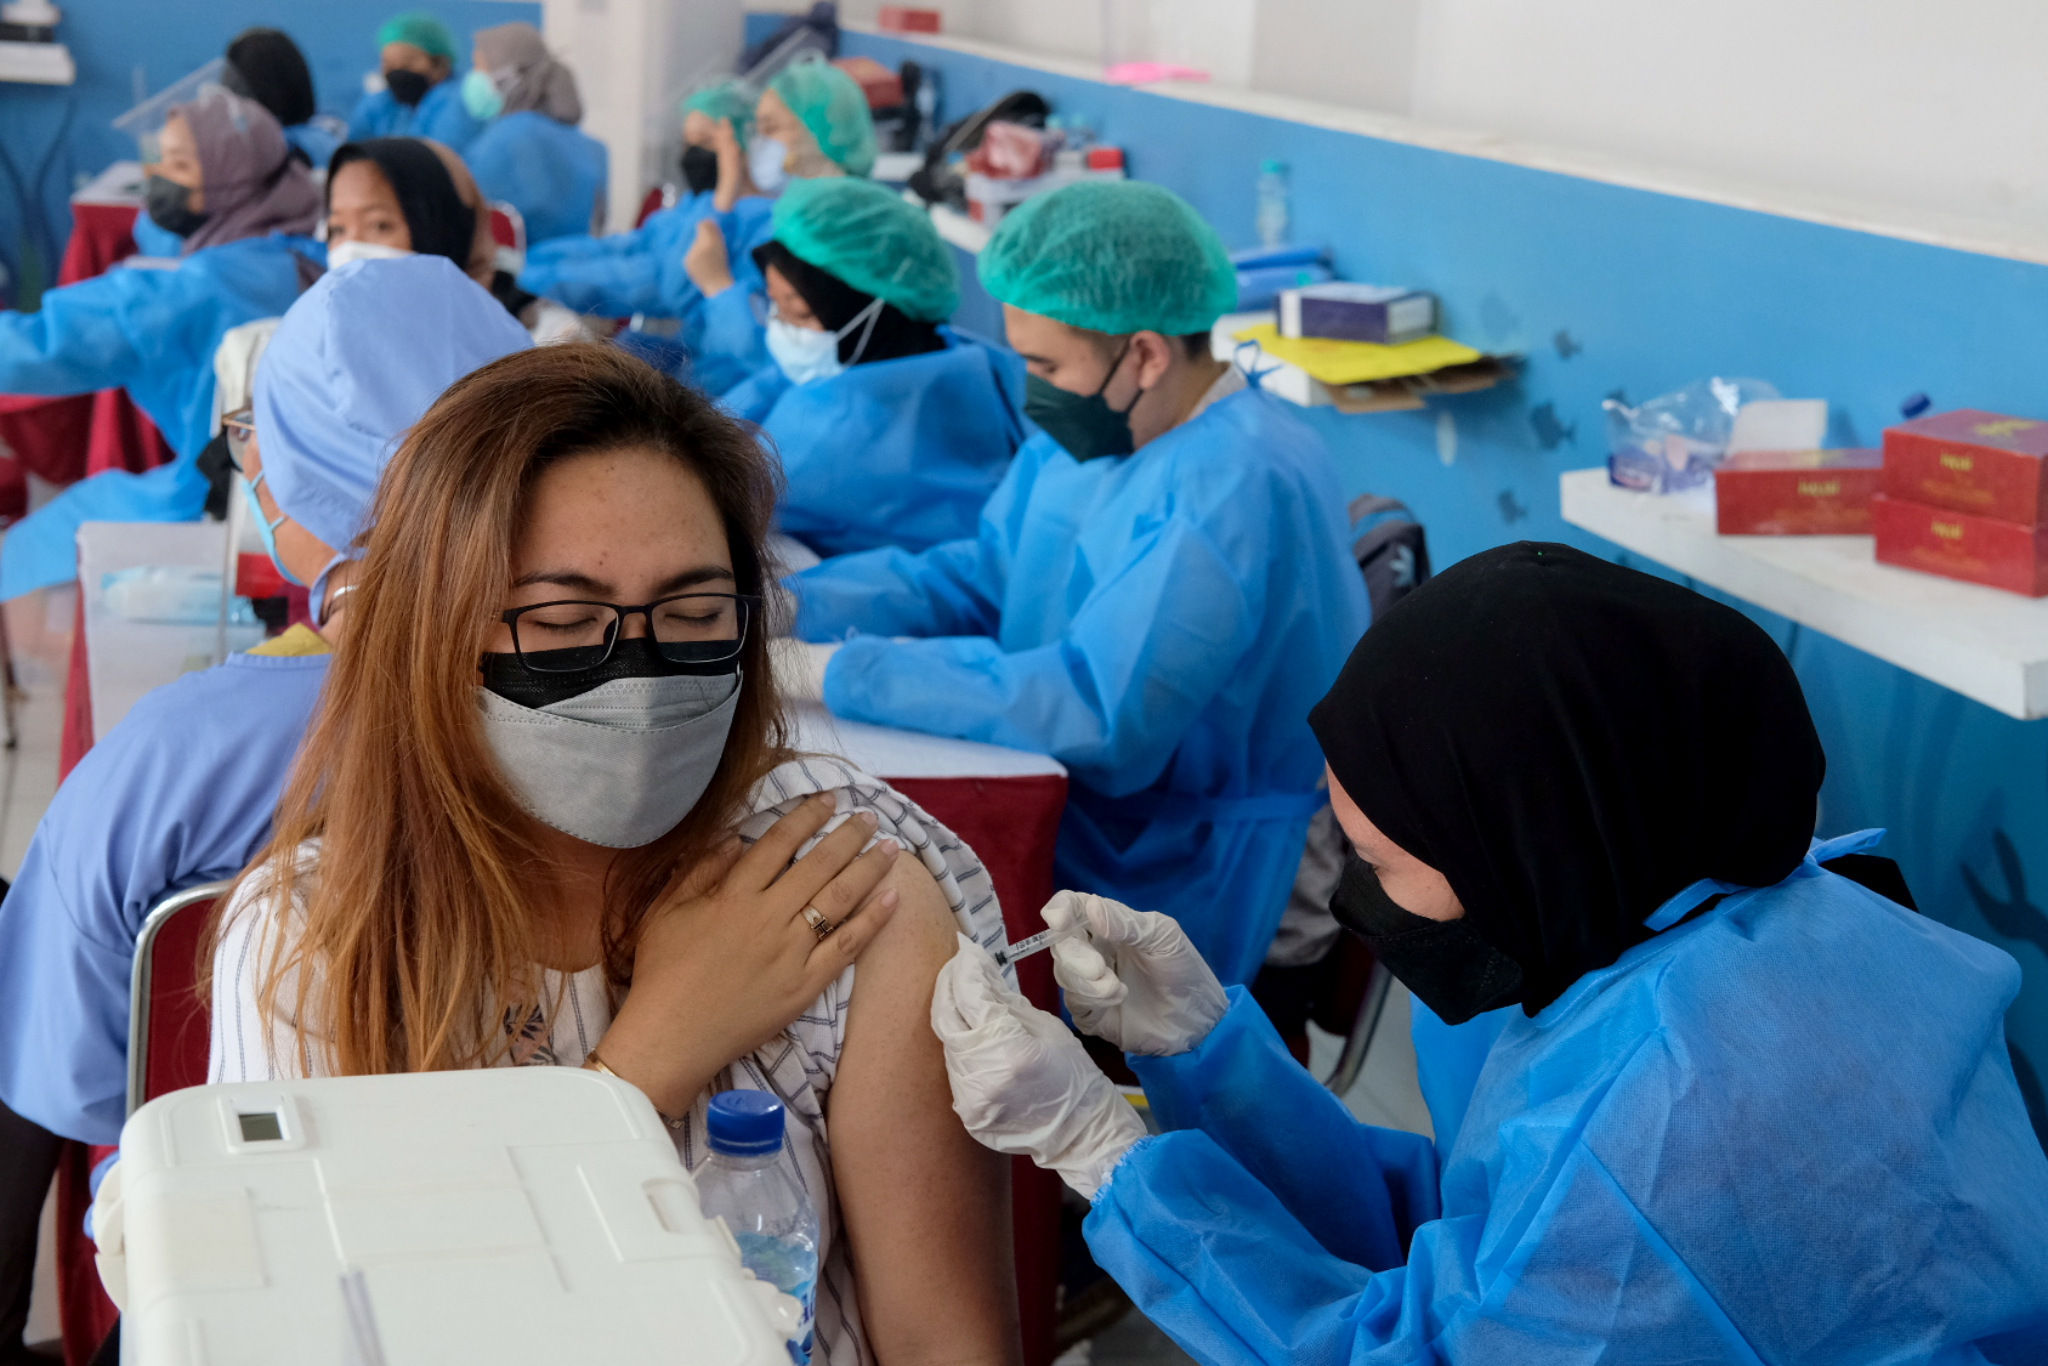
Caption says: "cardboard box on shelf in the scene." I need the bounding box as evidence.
[1882,409,2048,527]
[1873,494,2048,597]
[1714,448,1882,535]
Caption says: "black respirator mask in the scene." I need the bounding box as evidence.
[1329,855,1525,1025]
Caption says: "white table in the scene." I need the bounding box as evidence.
[1560,468,2048,720]
[786,701,1066,780]
[79,521,263,743]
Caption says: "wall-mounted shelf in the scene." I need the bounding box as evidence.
[1560,468,2048,720]
[1210,311,1512,412]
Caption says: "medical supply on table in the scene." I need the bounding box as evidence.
[1714,448,1882,535]
[1882,408,2048,525]
[1278,282,1436,346]
[1255,159,1290,249]
[1873,495,2048,596]
[1603,376,1781,494]
[92,1068,802,1364]
[696,1091,821,1366]
[1230,243,1335,311]
[102,565,260,625]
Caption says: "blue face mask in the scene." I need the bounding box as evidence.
[748,137,790,194]
[462,68,506,121]
[765,298,883,386]
[240,471,306,588]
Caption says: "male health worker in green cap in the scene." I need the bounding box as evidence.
[789,180,1370,986]
[348,11,482,148]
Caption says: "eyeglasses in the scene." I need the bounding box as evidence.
[498,593,760,673]
[222,406,255,473]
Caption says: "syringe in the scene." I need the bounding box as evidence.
[992,927,1065,969]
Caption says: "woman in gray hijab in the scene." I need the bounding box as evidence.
[458,22,608,245]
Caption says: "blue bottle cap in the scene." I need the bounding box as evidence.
[1900,392,1932,419]
[707,1090,786,1156]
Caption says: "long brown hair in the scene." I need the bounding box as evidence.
[215,342,790,1076]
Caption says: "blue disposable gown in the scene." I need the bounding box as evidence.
[347,78,480,147]
[0,649,329,1144]
[282,121,341,170]
[520,192,775,325]
[465,111,609,246]
[792,387,1369,984]
[0,234,316,600]
[723,331,1026,557]
[128,211,184,260]
[1089,835,2048,1364]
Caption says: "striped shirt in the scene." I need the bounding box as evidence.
[210,755,1009,1366]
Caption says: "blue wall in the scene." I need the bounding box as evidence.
[0,1,537,306]
[813,20,2048,1141]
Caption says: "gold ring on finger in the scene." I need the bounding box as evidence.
[802,905,837,940]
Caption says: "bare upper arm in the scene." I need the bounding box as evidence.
[829,856,1021,1366]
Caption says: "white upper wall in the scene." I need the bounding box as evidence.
[834,0,2047,254]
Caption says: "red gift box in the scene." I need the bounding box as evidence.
[1882,409,2048,527]
[1715,448,1882,534]
[1873,495,2048,597]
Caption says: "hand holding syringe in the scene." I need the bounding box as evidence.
[990,925,1073,970]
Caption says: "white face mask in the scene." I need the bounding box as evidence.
[748,136,790,194]
[326,239,415,270]
[765,297,884,386]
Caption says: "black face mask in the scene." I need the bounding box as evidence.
[479,634,740,710]
[144,175,208,238]
[679,144,720,196]
[1330,855,1525,1025]
[1025,341,1143,462]
[384,68,432,108]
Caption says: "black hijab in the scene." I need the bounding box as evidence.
[1310,542,1825,1014]
[753,240,945,367]
[328,140,480,267]
[222,28,317,130]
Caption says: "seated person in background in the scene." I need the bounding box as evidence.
[0,258,528,1168]
[789,182,1370,988]
[347,11,482,149]
[324,136,591,343]
[220,27,340,170]
[458,22,607,246]
[518,82,776,343]
[721,177,1024,558]
[686,55,878,375]
[209,342,1021,1366]
[0,89,322,602]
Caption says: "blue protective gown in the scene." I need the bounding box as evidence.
[1406,999,1509,1158]
[1089,834,2048,1365]
[0,234,317,600]
[346,78,480,148]
[792,386,1369,984]
[128,211,184,261]
[693,275,771,391]
[0,647,330,1144]
[723,331,1026,557]
[282,122,341,170]
[519,192,775,326]
[465,111,609,246]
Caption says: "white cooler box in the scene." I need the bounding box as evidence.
[93,1068,801,1365]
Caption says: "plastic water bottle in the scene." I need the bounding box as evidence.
[696,1092,819,1364]
[1256,158,1290,249]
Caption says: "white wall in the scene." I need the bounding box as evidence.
[835,0,2048,251]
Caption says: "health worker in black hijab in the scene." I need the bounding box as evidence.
[928,540,2048,1366]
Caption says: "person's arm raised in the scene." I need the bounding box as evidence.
[831,858,1023,1366]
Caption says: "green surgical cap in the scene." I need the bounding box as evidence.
[681,81,754,149]
[980,181,1238,337]
[375,11,456,60]
[769,55,877,178]
[773,178,959,322]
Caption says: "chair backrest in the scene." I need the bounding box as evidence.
[489,201,527,276]
[1350,492,1431,621]
[128,882,229,1112]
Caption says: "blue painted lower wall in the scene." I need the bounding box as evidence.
[0,1,538,306]
[819,20,2048,1141]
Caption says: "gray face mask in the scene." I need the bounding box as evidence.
[477,671,741,848]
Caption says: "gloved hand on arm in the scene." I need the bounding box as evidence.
[929,935,1146,1199]
[1044,891,1228,1056]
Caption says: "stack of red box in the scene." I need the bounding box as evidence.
[1714,448,1883,534]
[1876,409,2048,597]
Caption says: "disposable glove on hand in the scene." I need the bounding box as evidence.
[930,935,1146,1200]
[1044,890,1228,1056]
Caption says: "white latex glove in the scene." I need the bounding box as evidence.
[1044,890,1229,1057]
[931,934,1146,1199]
[769,637,841,703]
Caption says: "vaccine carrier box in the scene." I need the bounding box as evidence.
[94,1068,801,1365]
